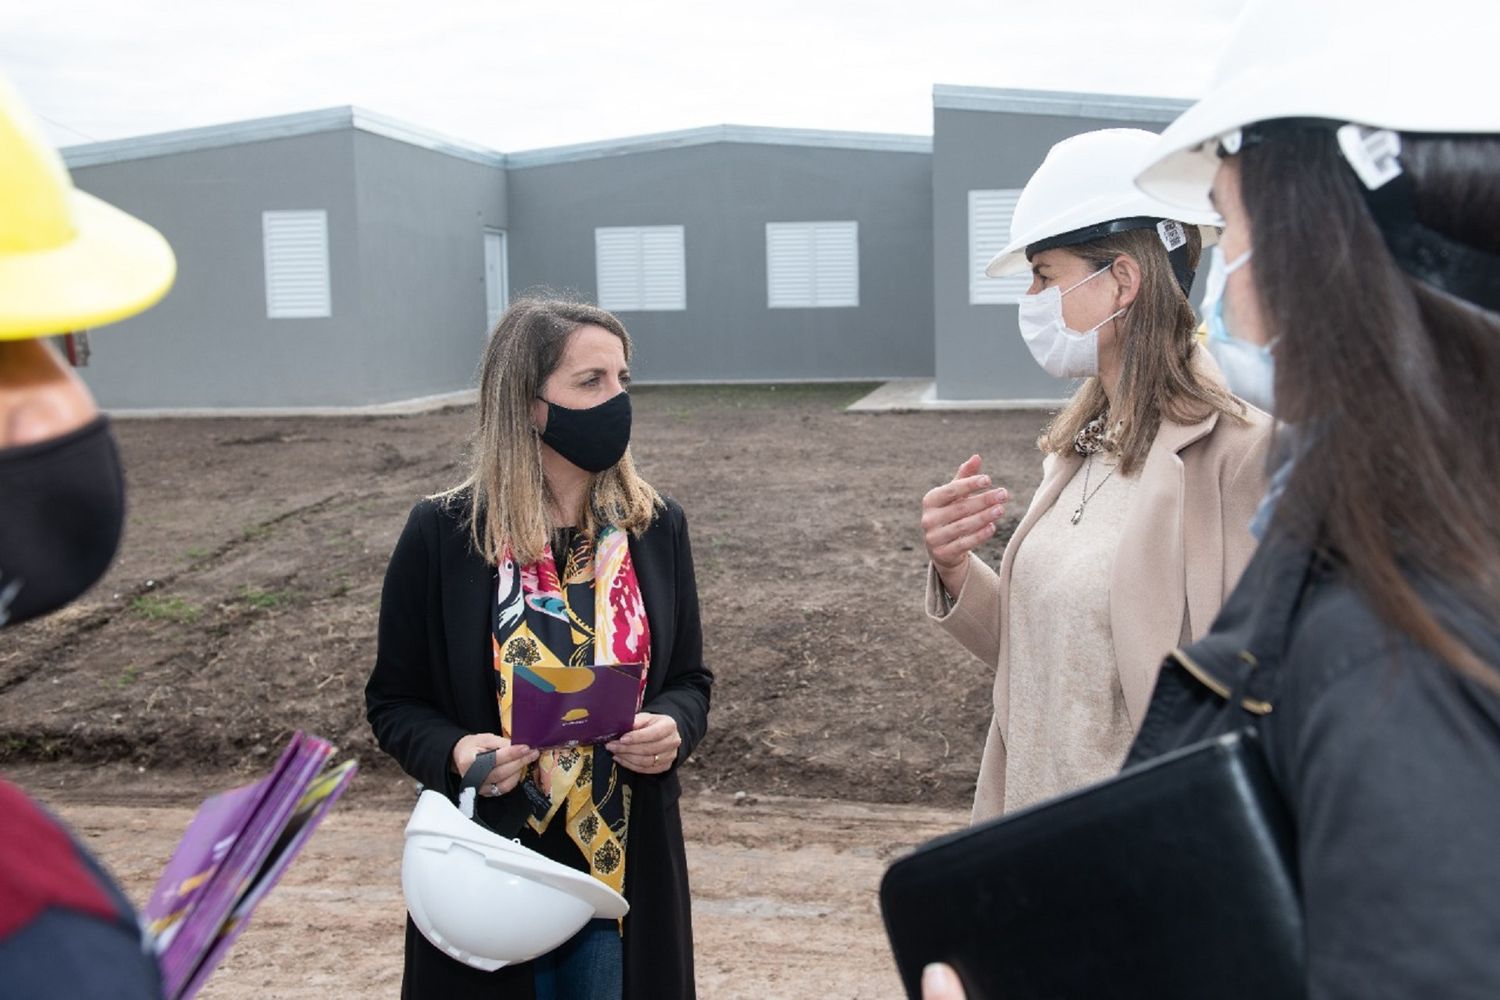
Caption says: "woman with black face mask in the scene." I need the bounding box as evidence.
[366,298,712,1000]
[0,74,174,998]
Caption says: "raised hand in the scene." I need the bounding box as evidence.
[921,454,1008,598]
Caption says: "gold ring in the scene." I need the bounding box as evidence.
[653,753,660,765]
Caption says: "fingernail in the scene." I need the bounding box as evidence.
[997,488,1009,501]
[923,964,956,993]
[979,476,991,487]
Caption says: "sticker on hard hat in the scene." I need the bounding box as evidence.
[1157,220,1188,252]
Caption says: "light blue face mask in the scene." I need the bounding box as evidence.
[1204,247,1275,412]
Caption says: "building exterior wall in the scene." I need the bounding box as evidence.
[350,131,507,400]
[506,141,933,383]
[71,130,364,408]
[931,91,1192,401]
[69,127,511,410]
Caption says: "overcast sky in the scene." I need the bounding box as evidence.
[6,0,1246,153]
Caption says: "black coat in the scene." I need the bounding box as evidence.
[1126,532,1500,1000]
[366,495,712,1000]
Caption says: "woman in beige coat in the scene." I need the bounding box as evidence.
[921,129,1273,821]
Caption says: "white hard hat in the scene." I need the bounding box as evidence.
[985,128,1219,285]
[402,786,628,971]
[1135,0,1500,216]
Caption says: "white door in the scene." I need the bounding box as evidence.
[483,229,509,333]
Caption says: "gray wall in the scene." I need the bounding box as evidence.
[73,130,361,408]
[932,108,1190,401]
[72,129,506,409]
[350,131,507,400]
[506,142,933,382]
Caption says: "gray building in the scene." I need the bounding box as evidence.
[60,85,1197,411]
[67,110,508,411]
[929,86,1192,403]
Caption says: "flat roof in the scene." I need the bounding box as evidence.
[505,124,931,168]
[62,109,931,171]
[62,106,509,169]
[932,85,1192,124]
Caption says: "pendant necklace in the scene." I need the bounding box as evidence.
[1070,453,1116,525]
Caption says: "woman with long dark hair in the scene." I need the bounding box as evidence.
[918,1,1499,996]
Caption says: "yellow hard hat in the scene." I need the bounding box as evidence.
[0,75,175,340]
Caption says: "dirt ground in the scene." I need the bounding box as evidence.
[2,383,1054,997]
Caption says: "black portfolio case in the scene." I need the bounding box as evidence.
[880,731,1305,999]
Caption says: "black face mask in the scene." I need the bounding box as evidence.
[0,417,126,628]
[538,392,633,474]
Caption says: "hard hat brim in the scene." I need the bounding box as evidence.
[986,221,1219,278]
[0,188,176,341]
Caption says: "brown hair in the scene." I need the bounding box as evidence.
[1038,226,1244,475]
[439,297,661,565]
[1237,125,1500,691]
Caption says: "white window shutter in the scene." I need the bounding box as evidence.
[968,191,1030,305]
[767,224,814,307]
[766,221,858,308]
[263,210,331,318]
[813,222,859,307]
[595,226,686,312]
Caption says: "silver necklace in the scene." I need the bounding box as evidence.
[1070,453,1116,525]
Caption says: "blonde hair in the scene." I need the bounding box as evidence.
[439,297,662,565]
[1037,227,1244,475]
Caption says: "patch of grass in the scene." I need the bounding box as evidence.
[130,594,202,624]
[185,546,211,561]
[239,587,295,610]
[117,664,141,687]
[631,382,880,412]
[240,523,274,543]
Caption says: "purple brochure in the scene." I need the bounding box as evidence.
[176,758,358,1000]
[142,735,306,955]
[150,732,333,999]
[510,661,645,749]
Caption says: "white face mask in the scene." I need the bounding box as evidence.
[1017,264,1125,379]
[1202,247,1276,412]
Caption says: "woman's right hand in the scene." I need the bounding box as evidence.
[922,454,1008,599]
[451,733,539,797]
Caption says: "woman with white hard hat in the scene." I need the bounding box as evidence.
[367,297,712,999]
[919,0,1500,995]
[920,127,1274,821]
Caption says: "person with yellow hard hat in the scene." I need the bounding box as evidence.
[0,73,174,997]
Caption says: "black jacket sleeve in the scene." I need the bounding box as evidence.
[365,503,469,793]
[1273,604,1500,1000]
[643,502,713,767]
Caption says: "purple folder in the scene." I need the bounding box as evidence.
[142,731,358,1000]
[510,661,645,749]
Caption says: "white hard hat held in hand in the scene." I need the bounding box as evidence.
[400,752,628,971]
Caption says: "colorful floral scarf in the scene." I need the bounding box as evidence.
[492,526,650,894]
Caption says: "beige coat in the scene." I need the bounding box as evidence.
[927,389,1274,823]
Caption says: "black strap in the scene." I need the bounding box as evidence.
[456,749,531,838]
[461,749,498,794]
[1026,216,1198,297]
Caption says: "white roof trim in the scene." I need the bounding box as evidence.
[506,124,931,168]
[62,106,508,169]
[932,85,1192,124]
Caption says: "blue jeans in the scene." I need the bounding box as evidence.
[533,918,622,1000]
